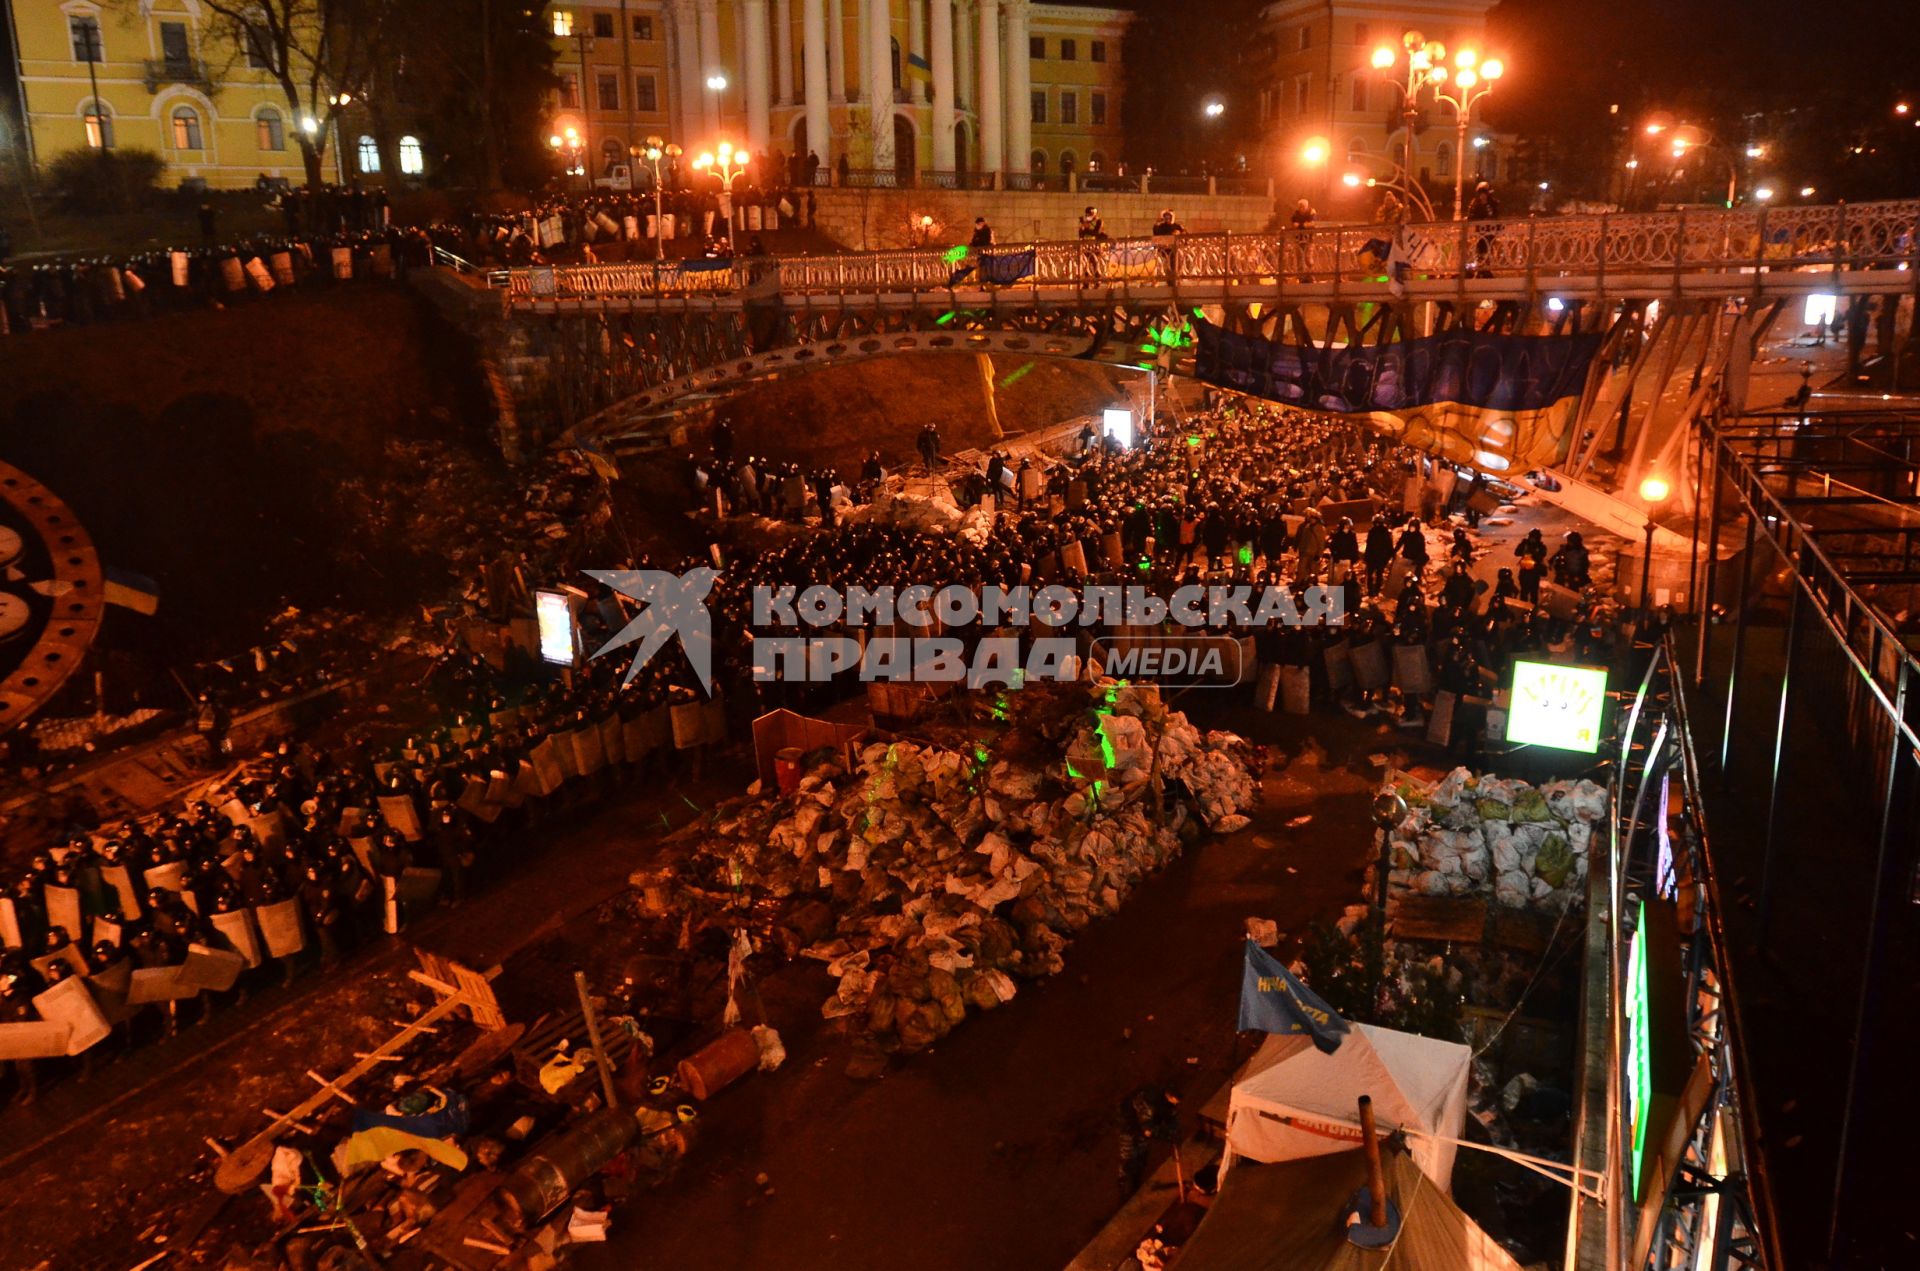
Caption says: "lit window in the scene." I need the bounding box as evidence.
[84,108,113,150]
[1088,150,1106,172]
[68,16,102,63]
[257,108,285,151]
[552,10,573,37]
[1030,149,1046,173]
[357,135,381,173]
[399,135,424,175]
[172,106,204,150]
[560,72,581,108]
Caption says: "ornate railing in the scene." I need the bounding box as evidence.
[495,198,1920,304]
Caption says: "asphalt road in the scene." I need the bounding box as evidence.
[577,711,1384,1271]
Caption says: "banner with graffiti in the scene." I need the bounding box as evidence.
[1192,318,1603,473]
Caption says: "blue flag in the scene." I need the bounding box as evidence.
[978,249,1036,286]
[1237,939,1350,1053]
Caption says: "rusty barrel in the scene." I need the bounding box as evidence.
[675,1027,759,1101]
[499,1107,638,1227]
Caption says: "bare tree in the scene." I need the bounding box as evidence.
[188,0,401,188]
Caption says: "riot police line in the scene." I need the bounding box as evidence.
[0,225,441,336]
[0,622,727,1104]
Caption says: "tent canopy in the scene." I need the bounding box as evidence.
[1172,1150,1526,1271]
[1225,1022,1472,1191]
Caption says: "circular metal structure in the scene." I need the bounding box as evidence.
[0,461,106,732]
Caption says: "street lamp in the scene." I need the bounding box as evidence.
[1300,136,1329,166]
[549,126,585,189]
[1430,48,1503,218]
[693,141,750,244]
[633,134,683,260]
[1754,185,1775,201]
[1637,475,1671,614]
[1370,30,1462,220]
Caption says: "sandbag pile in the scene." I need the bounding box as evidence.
[1383,767,1607,912]
[691,682,1258,1060]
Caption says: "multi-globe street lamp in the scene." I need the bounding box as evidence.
[631,135,683,260]
[1369,31,1503,220]
[548,126,585,189]
[693,141,750,245]
[1429,48,1504,219]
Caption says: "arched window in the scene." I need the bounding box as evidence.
[171,105,203,150]
[1088,150,1106,173]
[398,135,424,175]
[1030,149,1046,174]
[256,107,285,151]
[1059,151,1076,175]
[83,101,113,149]
[1435,141,1452,178]
[357,135,381,173]
[1347,137,1369,165]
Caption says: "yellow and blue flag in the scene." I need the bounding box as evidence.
[1193,317,1603,476]
[1238,938,1350,1053]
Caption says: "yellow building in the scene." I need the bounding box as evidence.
[544,0,1130,186]
[1259,0,1501,205]
[4,0,310,189]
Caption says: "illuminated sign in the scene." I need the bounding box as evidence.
[1625,897,1652,1200]
[1506,659,1609,753]
[1102,407,1134,450]
[535,589,578,666]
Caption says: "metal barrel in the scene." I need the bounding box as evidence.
[499,1107,639,1227]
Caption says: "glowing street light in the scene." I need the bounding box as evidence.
[1202,97,1226,119]
[705,73,729,92]
[632,134,683,259]
[1341,171,1362,187]
[1429,45,1505,218]
[1754,185,1775,201]
[1799,185,1816,198]
[1300,136,1329,165]
[1637,475,1671,612]
[1897,101,1911,116]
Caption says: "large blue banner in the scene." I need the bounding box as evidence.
[1238,939,1350,1053]
[1193,317,1602,416]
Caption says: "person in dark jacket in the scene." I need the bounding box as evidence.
[1364,515,1396,595]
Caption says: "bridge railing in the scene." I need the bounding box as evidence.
[496,198,1920,304]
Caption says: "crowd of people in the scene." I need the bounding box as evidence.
[0,224,437,334]
[674,394,1632,746]
[0,626,725,1103]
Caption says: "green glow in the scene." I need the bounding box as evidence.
[1000,361,1036,387]
[1138,558,1152,572]
[1626,898,1652,1201]
[1187,435,1203,447]
[1192,307,1206,320]
[943,244,970,264]
[1239,544,1254,566]
[936,311,957,325]
[1066,760,1084,780]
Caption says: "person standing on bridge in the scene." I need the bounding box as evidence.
[970,217,996,248]
[917,423,943,473]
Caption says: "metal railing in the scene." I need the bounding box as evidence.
[489,197,1920,305]
[143,57,212,93]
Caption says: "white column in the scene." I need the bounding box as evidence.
[854,0,868,102]
[829,0,849,102]
[673,0,703,143]
[930,0,955,171]
[868,0,894,170]
[907,0,925,102]
[1004,0,1030,180]
[744,0,772,152]
[976,0,1002,176]
[956,0,973,111]
[803,0,831,162]
[774,0,795,105]
[697,0,723,137]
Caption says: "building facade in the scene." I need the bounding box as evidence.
[1258,0,1499,201]
[543,0,1129,186]
[4,0,311,188]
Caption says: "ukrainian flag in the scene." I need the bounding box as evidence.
[1192,317,1603,476]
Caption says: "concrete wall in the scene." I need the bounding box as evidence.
[808,187,1279,252]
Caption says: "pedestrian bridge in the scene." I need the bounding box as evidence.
[480,198,1917,313]
[438,198,1917,462]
